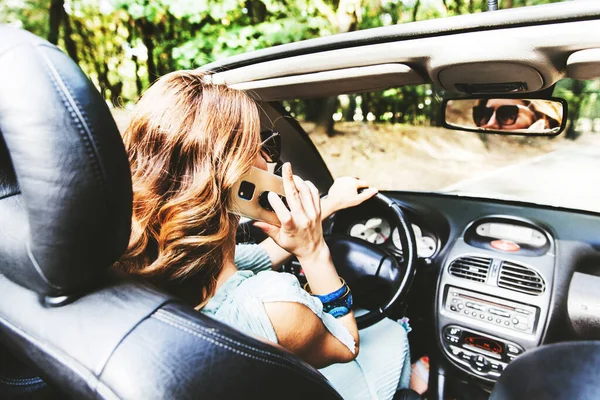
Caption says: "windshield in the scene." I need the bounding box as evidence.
[285,78,600,213]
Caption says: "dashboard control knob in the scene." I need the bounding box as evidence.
[445,327,462,336]
[490,362,504,372]
[507,344,523,355]
[469,355,491,373]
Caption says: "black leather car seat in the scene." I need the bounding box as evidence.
[490,341,600,400]
[0,25,341,399]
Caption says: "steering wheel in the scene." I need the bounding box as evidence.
[325,193,418,329]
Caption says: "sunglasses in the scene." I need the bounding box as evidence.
[260,130,281,163]
[473,104,522,127]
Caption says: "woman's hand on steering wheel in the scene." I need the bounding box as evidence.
[322,177,378,219]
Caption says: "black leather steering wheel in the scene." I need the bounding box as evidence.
[325,193,418,329]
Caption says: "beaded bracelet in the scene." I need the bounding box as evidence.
[304,278,353,318]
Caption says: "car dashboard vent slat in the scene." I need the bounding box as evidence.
[448,256,492,283]
[499,261,545,295]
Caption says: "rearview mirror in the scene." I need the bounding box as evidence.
[443,97,567,136]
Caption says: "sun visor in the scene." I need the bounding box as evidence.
[438,62,543,94]
[567,49,600,80]
[228,64,424,101]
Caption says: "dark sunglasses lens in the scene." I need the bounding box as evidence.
[473,106,494,126]
[496,105,519,126]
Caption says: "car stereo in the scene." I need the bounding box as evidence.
[442,325,525,378]
[444,286,538,335]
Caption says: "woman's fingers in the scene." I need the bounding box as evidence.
[356,179,370,188]
[294,176,317,220]
[281,163,305,216]
[253,221,280,239]
[305,180,322,215]
[357,187,378,203]
[267,191,294,229]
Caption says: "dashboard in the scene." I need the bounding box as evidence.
[328,203,440,261]
[326,191,600,385]
[347,217,438,259]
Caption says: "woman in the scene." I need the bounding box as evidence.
[116,70,413,399]
[473,98,561,132]
[473,99,537,130]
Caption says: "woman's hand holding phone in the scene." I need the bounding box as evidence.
[253,163,326,260]
[254,163,343,295]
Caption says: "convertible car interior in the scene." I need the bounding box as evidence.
[2,1,600,399]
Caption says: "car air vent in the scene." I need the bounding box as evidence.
[498,261,545,295]
[448,256,492,283]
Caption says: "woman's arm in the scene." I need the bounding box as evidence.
[254,164,361,367]
[264,301,358,368]
[258,177,378,270]
[264,243,360,368]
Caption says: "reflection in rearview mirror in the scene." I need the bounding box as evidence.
[443,98,566,136]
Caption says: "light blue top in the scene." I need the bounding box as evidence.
[201,244,411,400]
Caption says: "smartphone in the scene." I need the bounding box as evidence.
[230,166,288,226]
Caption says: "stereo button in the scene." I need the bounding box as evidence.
[444,334,459,344]
[490,363,504,372]
[507,344,522,355]
[489,308,511,318]
[514,323,528,331]
[445,327,462,336]
[470,355,491,373]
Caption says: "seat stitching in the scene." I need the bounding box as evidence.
[0,375,44,383]
[37,46,105,191]
[38,44,104,167]
[153,311,334,391]
[155,309,294,364]
[0,375,45,386]
[152,313,290,369]
[152,310,335,392]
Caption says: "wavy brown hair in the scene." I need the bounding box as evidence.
[115,70,260,306]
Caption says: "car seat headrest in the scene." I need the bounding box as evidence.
[0,26,132,297]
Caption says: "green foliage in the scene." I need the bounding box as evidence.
[0,0,588,131]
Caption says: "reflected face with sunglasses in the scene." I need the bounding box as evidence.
[473,99,536,130]
[254,129,281,172]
